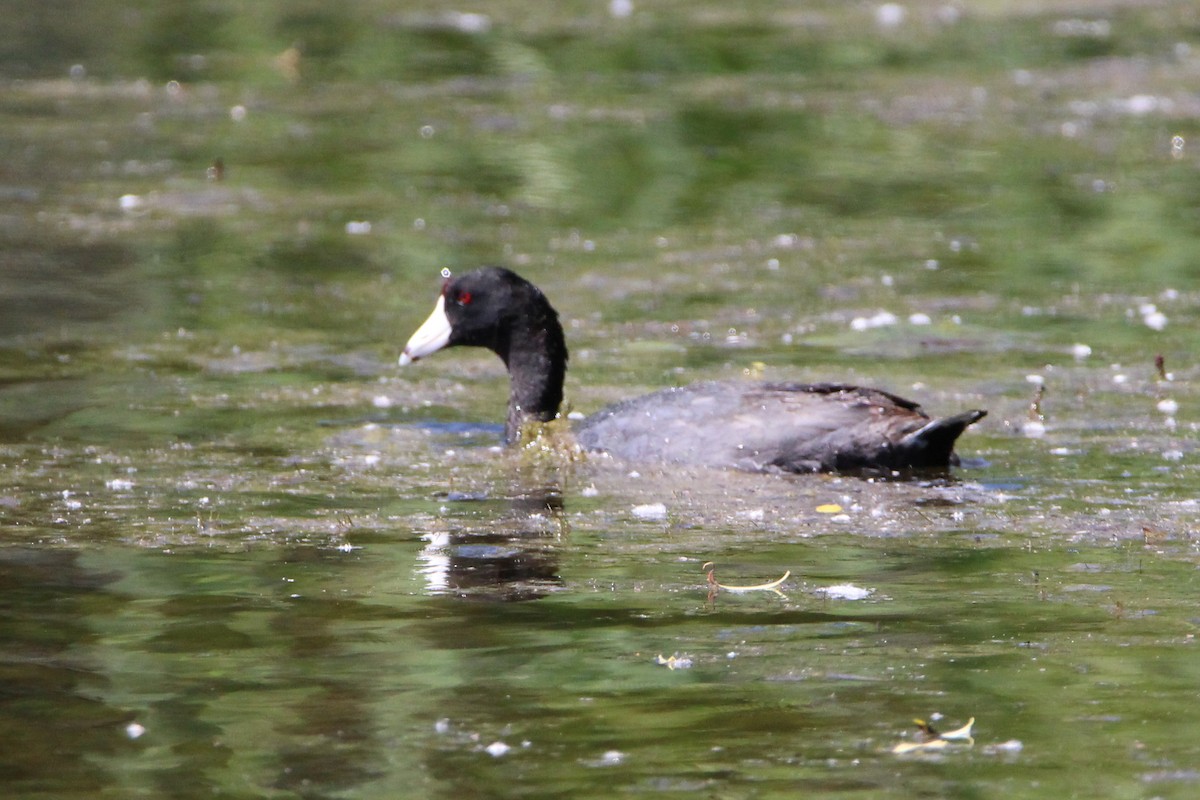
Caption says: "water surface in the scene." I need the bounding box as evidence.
[3,2,1200,798]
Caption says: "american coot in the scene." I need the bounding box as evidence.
[400,267,986,474]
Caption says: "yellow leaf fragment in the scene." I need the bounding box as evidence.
[816,504,843,514]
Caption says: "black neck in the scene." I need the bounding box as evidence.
[499,308,567,444]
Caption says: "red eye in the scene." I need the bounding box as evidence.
[457,291,472,306]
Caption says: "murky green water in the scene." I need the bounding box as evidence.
[3,2,1200,797]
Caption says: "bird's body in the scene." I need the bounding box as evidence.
[400,267,985,475]
[576,380,982,473]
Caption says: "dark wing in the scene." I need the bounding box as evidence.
[575,381,972,473]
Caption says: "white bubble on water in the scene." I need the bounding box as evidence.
[876,3,906,28]
[485,741,511,757]
[1157,399,1179,415]
[609,0,633,18]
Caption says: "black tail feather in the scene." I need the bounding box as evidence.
[900,409,987,467]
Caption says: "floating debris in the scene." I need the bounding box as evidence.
[275,46,301,82]
[937,718,975,741]
[1155,353,1172,381]
[1154,355,1178,426]
[1023,380,1046,438]
[892,717,975,754]
[207,156,225,181]
[703,562,790,597]
[654,653,693,670]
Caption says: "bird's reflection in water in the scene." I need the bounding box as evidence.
[417,483,566,602]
